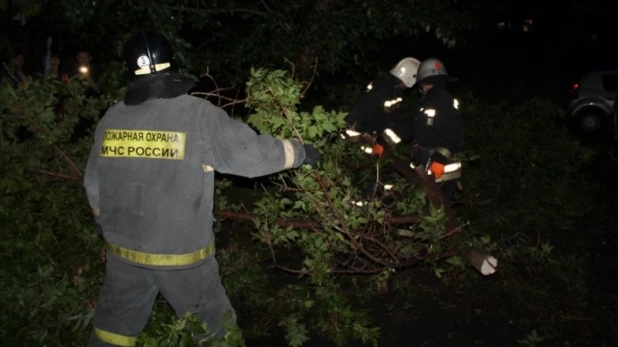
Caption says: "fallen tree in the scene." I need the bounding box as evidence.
[0,67,499,346]
[197,66,499,281]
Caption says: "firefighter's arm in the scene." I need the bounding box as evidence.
[84,127,102,223]
[413,109,437,147]
[207,107,313,178]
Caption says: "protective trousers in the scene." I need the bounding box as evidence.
[88,254,236,347]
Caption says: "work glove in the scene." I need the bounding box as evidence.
[429,161,445,179]
[303,144,320,168]
[425,151,449,179]
[371,144,384,157]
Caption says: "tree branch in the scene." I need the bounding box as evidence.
[6,98,83,178]
[215,210,421,230]
[216,210,320,229]
[302,57,319,96]
[34,169,81,181]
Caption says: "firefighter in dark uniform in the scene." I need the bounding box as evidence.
[83,31,320,347]
[344,57,421,148]
[411,57,464,200]
[342,58,421,200]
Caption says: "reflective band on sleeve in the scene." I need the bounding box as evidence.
[444,162,462,173]
[94,328,137,346]
[282,140,296,169]
[345,129,361,137]
[384,97,403,108]
[107,243,215,267]
[383,128,401,144]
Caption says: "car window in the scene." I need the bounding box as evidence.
[602,73,618,93]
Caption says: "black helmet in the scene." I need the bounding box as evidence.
[123,31,177,81]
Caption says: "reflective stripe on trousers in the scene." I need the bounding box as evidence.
[88,252,236,347]
[94,328,137,346]
[106,242,215,267]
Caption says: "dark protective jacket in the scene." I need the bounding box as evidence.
[84,73,307,270]
[412,84,464,164]
[345,73,405,135]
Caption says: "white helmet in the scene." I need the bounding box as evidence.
[416,57,457,84]
[390,57,421,88]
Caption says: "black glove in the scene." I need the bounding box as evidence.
[303,144,320,168]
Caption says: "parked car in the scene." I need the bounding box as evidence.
[567,69,618,133]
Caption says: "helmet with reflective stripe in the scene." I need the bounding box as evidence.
[416,57,457,84]
[123,31,177,81]
[389,57,421,88]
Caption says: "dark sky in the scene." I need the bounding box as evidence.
[426,0,617,101]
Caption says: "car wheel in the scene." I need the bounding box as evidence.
[580,113,601,132]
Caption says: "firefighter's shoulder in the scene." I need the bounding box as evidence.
[181,94,238,123]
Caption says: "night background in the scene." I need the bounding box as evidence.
[1,0,617,346]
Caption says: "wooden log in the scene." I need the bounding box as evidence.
[461,248,499,276]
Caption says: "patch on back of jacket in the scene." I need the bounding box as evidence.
[101,129,186,160]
